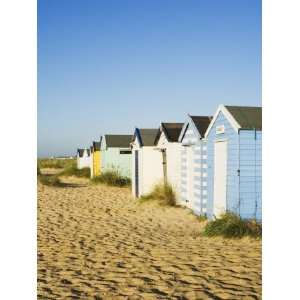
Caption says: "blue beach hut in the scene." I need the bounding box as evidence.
[205,105,262,220]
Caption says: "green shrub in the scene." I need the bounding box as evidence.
[38,174,63,187]
[38,158,75,169]
[140,183,177,206]
[59,165,90,178]
[203,212,262,238]
[198,215,208,222]
[92,170,131,187]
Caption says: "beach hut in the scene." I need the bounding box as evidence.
[178,115,212,215]
[77,149,84,169]
[100,135,132,177]
[83,149,91,168]
[92,140,101,177]
[131,128,163,198]
[89,145,94,178]
[77,148,90,169]
[154,122,184,197]
[205,105,262,220]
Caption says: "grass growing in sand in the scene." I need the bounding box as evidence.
[203,212,262,239]
[38,174,64,187]
[140,183,177,206]
[38,158,75,169]
[92,170,131,187]
[198,215,208,222]
[59,165,90,178]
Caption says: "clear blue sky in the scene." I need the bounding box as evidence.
[38,0,261,157]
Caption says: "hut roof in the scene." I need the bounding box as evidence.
[134,128,158,146]
[93,141,101,151]
[154,123,184,144]
[77,149,84,157]
[104,135,132,148]
[225,106,262,130]
[190,116,212,136]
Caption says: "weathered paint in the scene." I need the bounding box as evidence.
[179,119,208,216]
[206,110,262,220]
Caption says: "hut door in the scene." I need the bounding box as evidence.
[135,150,139,197]
[162,150,167,185]
[213,140,227,217]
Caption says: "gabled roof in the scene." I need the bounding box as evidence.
[104,134,132,148]
[154,122,184,145]
[225,106,262,130]
[93,141,101,151]
[190,116,213,137]
[179,115,212,142]
[205,105,262,137]
[77,149,84,157]
[133,128,158,146]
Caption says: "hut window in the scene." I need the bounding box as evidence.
[120,150,132,154]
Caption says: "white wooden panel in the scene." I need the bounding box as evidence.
[187,146,194,209]
[213,140,227,217]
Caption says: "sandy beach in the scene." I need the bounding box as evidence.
[38,170,261,299]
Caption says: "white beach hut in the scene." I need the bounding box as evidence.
[77,149,84,169]
[77,148,90,169]
[154,122,184,198]
[131,128,163,198]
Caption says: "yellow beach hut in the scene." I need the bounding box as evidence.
[92,140,101,178]
[89,145,94,178]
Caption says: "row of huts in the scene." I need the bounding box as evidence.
[77,104,262,220]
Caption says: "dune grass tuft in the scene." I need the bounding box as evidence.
[38,158,75,169]
[203,212,262,239]
[38,174,64,187]
[92,170,131,187]
[140,183,177,206]
[59,165,90,178]
[198,215,208,222]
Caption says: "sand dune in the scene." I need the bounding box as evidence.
[38,171,261,299]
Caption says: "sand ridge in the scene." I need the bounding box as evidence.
[38,172,261,299]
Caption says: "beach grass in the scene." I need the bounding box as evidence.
[38,174,64,187]
[198,215,208,222]
[38,158,75,169]
[59,165,90,178]
[203,212,262,239]
[92,170,131,187]
[140,183,177,206]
